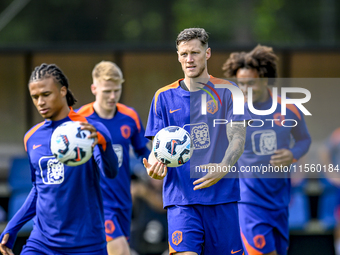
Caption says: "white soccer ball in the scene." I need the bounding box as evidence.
[50,121,94,166]
[152,126,192,167]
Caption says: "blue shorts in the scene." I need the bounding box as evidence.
[104,208,131,242]
[21,239,107,255]
[238,203,289,255]
[167,203,243,255]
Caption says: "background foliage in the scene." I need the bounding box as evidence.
[0,0,339,47]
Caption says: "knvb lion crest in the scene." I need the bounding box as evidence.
[190,123,210,150]
[172,231,183,246]
[251,130,277,155]
[39,156,65,184]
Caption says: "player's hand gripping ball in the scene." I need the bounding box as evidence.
[50,121,94,166]
[152,126,192,167]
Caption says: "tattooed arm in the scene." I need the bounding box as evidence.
[193,122,246,190]
[222,122,247,166]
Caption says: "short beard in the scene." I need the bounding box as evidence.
[186,65,205,78]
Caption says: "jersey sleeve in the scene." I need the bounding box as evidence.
[290,110,312,161]
[145,94,164,140]
[131,114,151,159]
[0,172,37,249]
[92,121,119,179]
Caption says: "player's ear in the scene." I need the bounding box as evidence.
[91,84,96,96]
[206,47,211,60]
[261,77,269,86]
[60,86,67,97]
[177,51,180,62]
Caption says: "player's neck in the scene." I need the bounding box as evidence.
[184,74,210,92]
[93,102,116,119]
[48,105,70,121]
[258,88,270,103]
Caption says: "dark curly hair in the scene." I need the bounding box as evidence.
[222,45,278,85]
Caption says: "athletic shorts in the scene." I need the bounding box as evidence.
[238,203,289,255]
[167,202,243,255]
[21,239,107,255]
[104,208,132,242]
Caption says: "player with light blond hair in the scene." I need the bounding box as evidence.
[77,61,150,255]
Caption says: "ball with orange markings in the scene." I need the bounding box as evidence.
[153,126,192,167]
[50,121,94,166]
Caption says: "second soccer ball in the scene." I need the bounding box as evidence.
[152,126,192,167]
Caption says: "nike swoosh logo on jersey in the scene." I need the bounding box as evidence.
[33,144,42,150]
[170,108,181,114]
[231,249,242,254]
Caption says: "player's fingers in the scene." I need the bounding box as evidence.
[148,162,161,179]
[80,122,94,129]
[142,158,151,169]
[194,179,213,190]
[153,162,165,179]
[270,153,284,160]
[91,137,98,148]
[270,160,286,167]
[193,176,206,185]
[161,165,168,177]
[0,247,12,255]
[147,163,156,176]
[86,127,98,139]
[1,234,8,245]
[5,248,13,255]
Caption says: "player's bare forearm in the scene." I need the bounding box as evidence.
[193,122,246,190]
[222,122,246,167]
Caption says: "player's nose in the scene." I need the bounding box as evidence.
[240,85,248,95]
[109,91,115,99]
[186,54,194,62]
[37,96,45,106]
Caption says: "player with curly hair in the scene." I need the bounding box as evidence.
[223,45,311,255]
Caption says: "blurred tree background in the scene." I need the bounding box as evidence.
[0,0,338,47]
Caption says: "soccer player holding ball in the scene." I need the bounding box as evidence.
[223,45,311,255]
[0,64,119,255]
[144,28,250,254]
